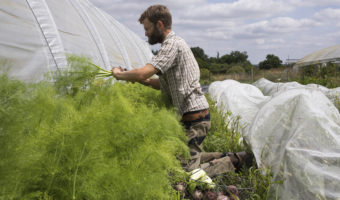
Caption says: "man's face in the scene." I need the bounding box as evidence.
[143,18,163,45]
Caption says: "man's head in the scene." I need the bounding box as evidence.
[139,5,172,45]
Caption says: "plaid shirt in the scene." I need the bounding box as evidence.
[149,31,209,116]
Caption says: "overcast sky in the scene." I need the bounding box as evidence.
[89,0,340,64]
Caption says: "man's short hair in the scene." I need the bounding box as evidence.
[139,5,172,29]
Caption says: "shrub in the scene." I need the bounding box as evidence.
[227,65,245,74]
[208,63,230,74]
[299,62,340,88]
[196,57,210,69]
[200,68,211,85]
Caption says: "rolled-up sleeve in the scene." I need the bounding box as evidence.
[149,39,177,74]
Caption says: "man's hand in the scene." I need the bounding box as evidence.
[111,67,123,80]
[110,64,158,86]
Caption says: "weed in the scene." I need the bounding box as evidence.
[213,167,273,200]
[203,97,248,153]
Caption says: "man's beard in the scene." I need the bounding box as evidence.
[148,26,163,45]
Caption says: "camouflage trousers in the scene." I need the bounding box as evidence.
[183,119,235,177]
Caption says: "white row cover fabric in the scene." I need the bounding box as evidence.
[209,80,269,132]
[209,79,340,199]
[253,78,340,106]
[0,0,152,82]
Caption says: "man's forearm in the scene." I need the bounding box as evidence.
[114,68,145,82]
[139,78,160,90]
[112,64,159,83]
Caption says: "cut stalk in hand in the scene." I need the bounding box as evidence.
[86,61,114,78]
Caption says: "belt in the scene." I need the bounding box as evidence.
[181,109,209,122]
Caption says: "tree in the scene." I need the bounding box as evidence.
[259,54,282,69]
[191,47,208,61]
[220,51,248,64]
[196,57,210,69]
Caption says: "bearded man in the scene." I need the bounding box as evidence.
[111,5,251,176]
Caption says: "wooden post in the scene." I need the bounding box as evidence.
[251,67,254,83]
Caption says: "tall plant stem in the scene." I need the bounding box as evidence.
[72,142,87,200]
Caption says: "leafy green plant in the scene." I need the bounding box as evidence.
[0,62,189,199]
[52,55,113,96]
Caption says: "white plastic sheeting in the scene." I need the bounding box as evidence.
[0,0,152,82]
[209,79,340,199]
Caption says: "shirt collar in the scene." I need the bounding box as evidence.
[162,31,175,44]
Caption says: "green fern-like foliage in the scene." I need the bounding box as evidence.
[0,61,189,200]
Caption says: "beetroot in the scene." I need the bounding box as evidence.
[204,191,217,200]
[225,185,238,196]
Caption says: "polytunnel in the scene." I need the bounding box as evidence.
[0,0,153,82]
[294,45,340,68]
